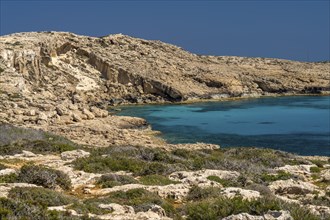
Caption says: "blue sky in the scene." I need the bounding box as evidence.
[0,0,329,62]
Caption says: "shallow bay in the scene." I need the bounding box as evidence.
[118,96,330,156]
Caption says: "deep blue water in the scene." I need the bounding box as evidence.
[117,96,330,156]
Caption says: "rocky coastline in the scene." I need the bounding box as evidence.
[0,32,329,219]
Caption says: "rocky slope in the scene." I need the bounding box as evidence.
[0,32,329,219]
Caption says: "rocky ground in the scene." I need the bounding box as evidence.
[0,32,329,219]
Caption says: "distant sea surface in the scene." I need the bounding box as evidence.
[117,96,330,156]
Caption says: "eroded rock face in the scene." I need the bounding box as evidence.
[1,32,329,107]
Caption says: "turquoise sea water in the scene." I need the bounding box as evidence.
[118,96,330,156]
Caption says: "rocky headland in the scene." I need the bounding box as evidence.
[0,32,329,219]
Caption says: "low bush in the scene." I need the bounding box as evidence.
[0,197,47,219]
[310,166,322,173]
[260,170,292,183]
[0,173,18,183]
[302,195,330,207]
[18,164,72,190]
[97,174,138,188]
[309,159,326,168]
[186,195,321,220]
[85,188,175,215]
[0,163,7,170]
[74,156,146,174]
[139,174,179,186]
[68,201,112,215]
[206,175,238,187]
[74,154,179,176]
[0,197,82,219]
[0,124,78,155]
[8,187,76,207]
[186,186,222,201]
[245,183,273,196]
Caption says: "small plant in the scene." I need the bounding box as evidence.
[309,159,326,168]
[0,197,46,219]
[186,195,322,220]
[261,170,292,182]
[85,188,174,214]
[8,187,76,207]
[207,176,233,187]
[186,186,222,201]
[310,166,321,173]
[0,124,78,155]
[0,173,18,183]
[73,156,147,174]
[18,164,72,190]
[97,174,138,188]
[0,163,7,170]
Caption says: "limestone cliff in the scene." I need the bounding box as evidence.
[0,31,329,106]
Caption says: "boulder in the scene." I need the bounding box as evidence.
[72,113,83,122]
[82,108,95,119]
[320,169,330,182]
[24,109,36,116]
[37,112,48,121]
[56,105,70,116]
[61,149,90,161]
[90,106,108,118]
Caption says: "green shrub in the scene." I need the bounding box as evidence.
[261,170,292,182]
[97,174,138,188]
[302,195,330,207]
[245,183,272,196]
[206,175,237,187]
[68,201,112,215]
[186,195,323,220]
[139,175,179,186]
[0,163,7,170]
[85,188,175,214]
[0,197,82,219]
[309,159,326,168]
[74,145,307,184]
[0,124,78,155]
[74,156,146,174]
[310,166,321,173]
[0,173,18,183]
[141,162,172,175]
[186,186,222,201]
[186,196,277,220]
[74,154,178,176]
[18,164,72,190]
[8,187,76,207]
[0,197,47,219]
